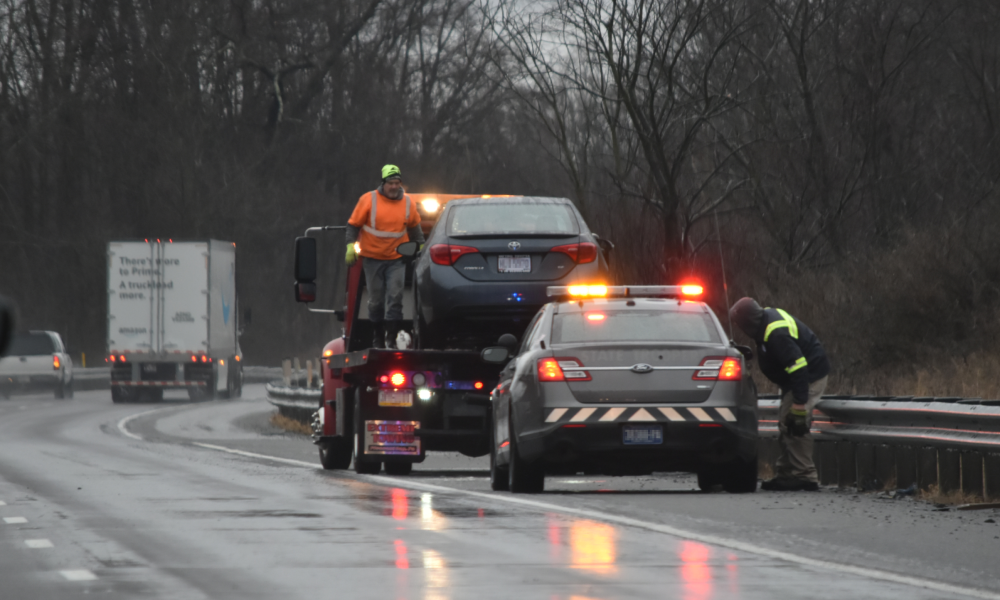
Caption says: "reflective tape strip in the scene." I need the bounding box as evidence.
[659,407,685,422]
[600,407,626,421]
[545,408,568,423]
[365,191,410,238]
[776,308,799,339]
[764,320,789,342]
[362,225,405,238]
[571,408,596,422]
[786,357,808,374]
[715,407,737,422]
[689,408,712,422]
[628,408,657,422]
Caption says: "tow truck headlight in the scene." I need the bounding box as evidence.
[420,198,440,213]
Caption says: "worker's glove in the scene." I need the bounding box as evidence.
[345,243,358,266]
[418,243,424,252]
[784,405,809,437]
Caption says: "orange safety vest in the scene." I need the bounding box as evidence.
[348,190,421,260]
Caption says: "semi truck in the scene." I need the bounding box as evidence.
[293,194,513,475]
[107,239,243,403]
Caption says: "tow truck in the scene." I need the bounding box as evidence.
[293,194,514,475]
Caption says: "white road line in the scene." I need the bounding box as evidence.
[544,408,567,423]
[25,539,53,549]
[658,407,684,421]
[0,500,6,505]
[3,516,27,524]
[599,407,625,421]
[570,408,595,422]
[116,406,177,441]
[60,570,97,582]
[189,441,1000,600]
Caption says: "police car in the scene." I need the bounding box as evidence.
[485,285,758,493]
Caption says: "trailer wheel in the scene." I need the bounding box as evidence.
[352,389,381,474]
[319,439,352,470]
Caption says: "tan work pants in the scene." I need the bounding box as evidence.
[775,375,828,482]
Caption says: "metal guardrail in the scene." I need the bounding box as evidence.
[265,381,320,422]
[758,395,1000,451]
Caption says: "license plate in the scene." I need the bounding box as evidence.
[498,255,531,273]
[623,424,663,445]
[364,420,421,455]
[378,390,413,407]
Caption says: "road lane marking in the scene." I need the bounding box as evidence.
[60,570,97,581]
[185,441,1000,600]
[116,407,177,441]
[0,500,6,505]
[3,517,27,524]
[25,539,53,548]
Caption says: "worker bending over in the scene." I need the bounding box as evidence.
[345,165,424,348]
[730,298,831,491]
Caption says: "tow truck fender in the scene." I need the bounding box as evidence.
[321,336,348,436]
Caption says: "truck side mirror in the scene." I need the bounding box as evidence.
[0,294,13,356]
[481,347,509,364]
[396,241,418,258]
[295,236,317,281]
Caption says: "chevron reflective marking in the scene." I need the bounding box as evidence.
[689,408,712,422]
[659,407,685,422]
[599,407,626,422]
[571,408,596,422]
[545,408,568,423]
[716,407,736,422]
[628,408,656,422]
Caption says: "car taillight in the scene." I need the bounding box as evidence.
[109,355,116,363]
[693,357,741,381]
[53,355,60,370]
[551,242,598,264]
[429,244,478,266]
[537,357,591,382]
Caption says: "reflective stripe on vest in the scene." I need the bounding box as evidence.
[764,308,799,342]
[785,356,808,374]
[363,190,411,238]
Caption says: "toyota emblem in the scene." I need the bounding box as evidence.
[508,241,521,250]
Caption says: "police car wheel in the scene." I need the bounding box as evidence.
[508,419,544,493]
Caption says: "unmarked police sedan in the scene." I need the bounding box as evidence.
[486,285,758,494]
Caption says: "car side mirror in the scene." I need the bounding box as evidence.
[734,344,753,361]
[497,333,518,349]
[481,347,510,364]
[396,241,418,258]
[593,234,615,254]
[0,294,14,356]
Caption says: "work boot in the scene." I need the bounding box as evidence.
[372,322,386,349]
[385,320,400,349]
[761,476,819,492]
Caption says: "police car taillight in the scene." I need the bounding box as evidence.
[693,357,741,381]
[537,357,591,382]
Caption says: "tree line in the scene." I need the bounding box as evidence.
[1,0,998,393]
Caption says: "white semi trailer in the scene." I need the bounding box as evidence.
[107,240,243,402]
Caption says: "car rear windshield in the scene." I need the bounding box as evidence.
[448,204,579,236]
[552,310,721,344]
[8,333,55,355]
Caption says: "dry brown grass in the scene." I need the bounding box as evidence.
[270,412,312,435]
[918,484,984,506]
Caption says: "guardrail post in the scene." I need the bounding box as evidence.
[306,360,314,389]
[836,441,855,488]
[939,448,961,494]
[293,358,301,387]
[917,447,938,492]
[875,444,895,490]
[984,453,1000,501]
[282,359,291,386]
[856,443,878,491]
[894,445,916,490]
[962,451,984,501]
[816,442,838,485]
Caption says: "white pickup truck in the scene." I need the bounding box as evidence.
[107,240,243,403]
[0,330,74,399]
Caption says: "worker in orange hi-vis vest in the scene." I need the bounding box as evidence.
[345,165,424,349]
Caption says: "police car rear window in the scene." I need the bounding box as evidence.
[448,204,579,236]
[552,311,721,344]
[8,333,55,355]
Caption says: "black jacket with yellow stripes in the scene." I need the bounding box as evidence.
[753,308,830,405]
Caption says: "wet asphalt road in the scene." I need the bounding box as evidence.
[1,384,998,599]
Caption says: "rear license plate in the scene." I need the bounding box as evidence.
[364,420,421,455]
[498,255,531,273]
[378,390,413,407]
[623,424,663,445]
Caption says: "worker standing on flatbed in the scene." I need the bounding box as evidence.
[345,165,424,348]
